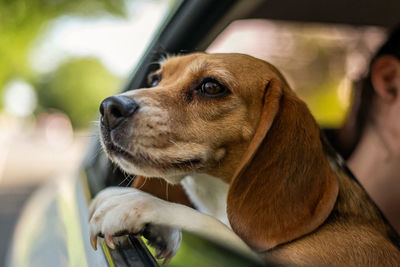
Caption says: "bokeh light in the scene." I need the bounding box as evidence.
[3,79,37,117]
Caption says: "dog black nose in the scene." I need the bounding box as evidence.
[100,96,139,129]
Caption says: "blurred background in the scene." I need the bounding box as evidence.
[0,0,175,265]
[0,0,388,266]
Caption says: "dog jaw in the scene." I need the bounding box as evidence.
[100,127,213,184]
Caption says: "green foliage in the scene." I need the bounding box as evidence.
[145,233,263,267]
[36,58,120,128]
[0,0,126,96]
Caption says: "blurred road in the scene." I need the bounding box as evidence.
[0,185,37,267]
[0,114,89,267]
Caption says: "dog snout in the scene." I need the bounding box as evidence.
[100,96,139,129]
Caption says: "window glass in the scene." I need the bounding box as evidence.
[207,20,387,127]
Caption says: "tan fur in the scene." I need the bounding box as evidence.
[100,53,400,265]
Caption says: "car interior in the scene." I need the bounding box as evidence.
[82,0,400,265]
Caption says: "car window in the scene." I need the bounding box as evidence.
[207,19,387,128]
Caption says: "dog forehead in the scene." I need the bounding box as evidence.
[161,53,275,93]
[163,53,270,74]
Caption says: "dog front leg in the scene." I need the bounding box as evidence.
[88,187,258,262]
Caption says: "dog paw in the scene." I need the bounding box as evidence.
[89,187,162,248]
[142,224,182,263]
[88,187,180,262]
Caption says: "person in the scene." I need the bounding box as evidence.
[332,25,400,233]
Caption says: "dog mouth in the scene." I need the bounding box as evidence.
[100,127,203,171]
[170,158,202,169]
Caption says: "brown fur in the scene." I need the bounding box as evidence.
[268,169,400,266]
[132,176,192,207]
[101,53,400,265]
[227,79,339,252]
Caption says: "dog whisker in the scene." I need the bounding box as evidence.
[137,177,148,190]
[118,172,132,187]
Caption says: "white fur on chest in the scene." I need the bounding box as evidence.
[180,174,230,226]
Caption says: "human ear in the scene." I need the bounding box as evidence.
[371,55,400,101]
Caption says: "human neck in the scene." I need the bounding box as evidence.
[347,124,392,183]
[347,123,400,233]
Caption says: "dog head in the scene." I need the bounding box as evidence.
[100,53,279,183]
[99,53,339,251]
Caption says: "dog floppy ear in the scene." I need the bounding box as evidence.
[227,79,339,251]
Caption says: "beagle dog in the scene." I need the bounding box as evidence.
[89,53,400,265]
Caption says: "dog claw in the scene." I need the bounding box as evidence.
[105,233,116,249]
[162,253,173,265]
[90,235,98,250]
[155,248,173,264]
[156,249,167,259]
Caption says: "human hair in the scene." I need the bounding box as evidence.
[334,25,400,159]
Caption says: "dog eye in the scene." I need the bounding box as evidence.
[199,80,228,97]
[147,73,162,87]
